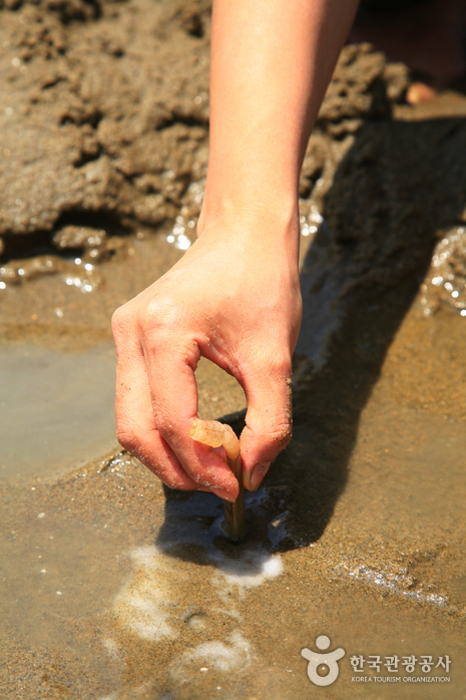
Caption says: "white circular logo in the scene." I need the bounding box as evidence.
[301,635,345,687]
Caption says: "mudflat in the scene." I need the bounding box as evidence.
[1,1,465,697]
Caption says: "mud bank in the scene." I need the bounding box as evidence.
[1,0,407,275]
[1,0,466,697]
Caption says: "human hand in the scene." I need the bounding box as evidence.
[111,213,302,501]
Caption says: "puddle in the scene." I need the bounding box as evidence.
[0,342,117,480]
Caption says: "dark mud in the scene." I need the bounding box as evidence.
[1,0,466,697]
[1,0,407,278]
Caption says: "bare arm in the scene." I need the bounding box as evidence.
[203,0,358,221]
[112,0,359,500]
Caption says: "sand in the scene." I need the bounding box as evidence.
[1,0,465,697]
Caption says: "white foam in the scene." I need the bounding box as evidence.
[128,545,161,569]
[171,631,251,677]
[102,637,119,659]
[113,546,177,641]
[216,551,283,590]
[117,593,174,641]
[112,544,284,647]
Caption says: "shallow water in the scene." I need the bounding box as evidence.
[1,285,466,699]
[2,222,466,698]
[1,382,465,699]
[2,94,466,697]
[0,343,117,480]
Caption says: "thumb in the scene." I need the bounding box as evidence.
[239,360,293,491]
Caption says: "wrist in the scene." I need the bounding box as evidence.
[197,188,300,243]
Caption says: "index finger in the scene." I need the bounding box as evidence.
[140,332,240,501]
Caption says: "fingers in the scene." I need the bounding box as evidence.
[113,305,239,501]
[139,323,239,501]
[239,356,293,491]
[113,331,199,491]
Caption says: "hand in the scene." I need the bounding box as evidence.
[111,213,302,500]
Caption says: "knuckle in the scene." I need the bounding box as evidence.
[269,353,292,377]
[137,298,178,337]
[151,463,191,491]
[111,306,131,340]
[115,422,139,453]
[164,478,194,492]
[264,415,293,449]
[273,420,293,445]
[137,303,158,336]
[248,351,292,380]
[155,416,178,443]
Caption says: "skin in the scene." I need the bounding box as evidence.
[112,0,359,502]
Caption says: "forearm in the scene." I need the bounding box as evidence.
[200,0,359,230]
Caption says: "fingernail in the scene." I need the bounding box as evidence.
[211,486,235,502]
[248,462,271,491]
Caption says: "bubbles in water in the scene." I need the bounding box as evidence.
[422,227,466,317]
[166,214,196,250]
[213,549,283,591]
[338,560,448,608]
[164,180,205,251]
[300,204,324,238]
[113,547,178,641]
[186,181,205,207]
[171,631,251,677]
[110,539,284,692]
[186,613,207,630]
[63,271,100,293]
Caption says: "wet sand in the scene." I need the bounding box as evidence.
[1,0,466,696]
[2,275,465,698]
